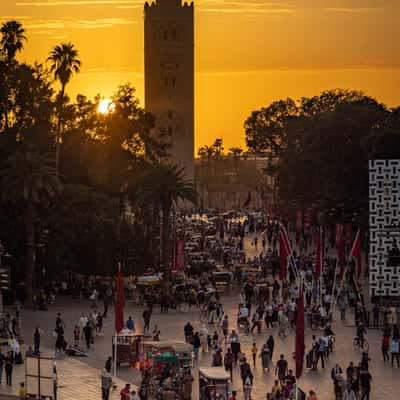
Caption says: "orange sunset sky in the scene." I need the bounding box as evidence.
[1,0,400,150]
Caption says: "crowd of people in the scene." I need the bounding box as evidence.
[0,212,399,400]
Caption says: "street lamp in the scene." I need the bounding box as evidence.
[0,241,11,314]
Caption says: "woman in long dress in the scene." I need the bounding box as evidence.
[260,343,271,371]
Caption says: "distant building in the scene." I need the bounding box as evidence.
[195,155,276,210]
[144,0,194,181]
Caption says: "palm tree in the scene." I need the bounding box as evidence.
[0,20,27,129]
[47,43,81,175]
[0,152,61,307]
[126,163,197,295]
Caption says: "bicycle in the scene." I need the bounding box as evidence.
[353,336,369,351]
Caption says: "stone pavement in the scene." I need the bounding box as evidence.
[0,232,398,399]
[0,349,132,400]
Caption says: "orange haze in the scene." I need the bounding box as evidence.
[1,0,399,151]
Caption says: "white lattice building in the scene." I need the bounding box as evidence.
[369,160,400,296]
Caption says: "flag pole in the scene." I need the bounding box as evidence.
[330,258,338,317]
[113,332,117,378]
[114,261,122,378]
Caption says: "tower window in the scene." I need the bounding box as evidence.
[163,30,168,40]
[164,77,169,87]
[171,77,176,87]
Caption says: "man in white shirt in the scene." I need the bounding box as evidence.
[239,305,249,319]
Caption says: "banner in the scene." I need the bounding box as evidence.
[295,286,305,379]
[335,224,343,247]
[344,224,352,246]
[350,229,362,277]
[279,230,291,280]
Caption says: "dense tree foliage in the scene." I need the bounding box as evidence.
[244,89,400,220]
[0,20,187,298]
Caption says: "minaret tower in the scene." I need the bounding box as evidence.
[144,0,194,181]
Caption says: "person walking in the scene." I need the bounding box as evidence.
[391,337,400,367]
[382,334,389,362]
[224,348,234,380]
[240,358,252,388]
[83,321,93,349]
[221,316,229,344]
[73,326,80,347]
[33,327,41,354]
[79,314,88,339]
[55,326,66,355]
[100,368,113,400]
[120,383,131,400]
[251,343,257,367]
[260,343,271,372]
[105,356,112,373]
[229,330,241,364]
[5,351,13,386]
[317,338,325,369]
[142,308,151,334]
[192,332,200,360]
[184,322,194,344]
[267,335,275,360]
[243,372,253,400]
[359,369,372,400]
[275,354,288,385]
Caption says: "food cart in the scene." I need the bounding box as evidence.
[140,340,194,369]
[112,333,144,367]
[199,367,230,400]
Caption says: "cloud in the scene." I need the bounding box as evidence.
[197,0,297,15]
[16,0,143,6]
[0,16,32,21]
[19,17,137,31]
[199,7,295,14]
[80,68,143,77]
[326,7,377,14]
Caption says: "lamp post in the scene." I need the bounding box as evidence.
[0,241,11,314]
[0,241,4,314]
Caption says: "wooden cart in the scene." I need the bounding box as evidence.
[112,333,144,367]
[199,367,230,400]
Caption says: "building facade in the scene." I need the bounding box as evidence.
[144,0,194,181]
[195,156,276,211]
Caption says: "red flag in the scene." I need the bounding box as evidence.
[350,229,362,277]
[295,286,305,379]
[115,266,125,333]
[315,228,323,278]
[335,224,343,247]
[338,238,345,278]
[243,191,252,208]
[279,230,290,280]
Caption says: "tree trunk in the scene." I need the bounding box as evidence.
[25,202,35,308]
[55,85,65,176]
[161,206,171,296]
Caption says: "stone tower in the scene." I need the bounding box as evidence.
[144,0,194,181]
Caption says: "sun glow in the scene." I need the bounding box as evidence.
[98,98,115,114]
